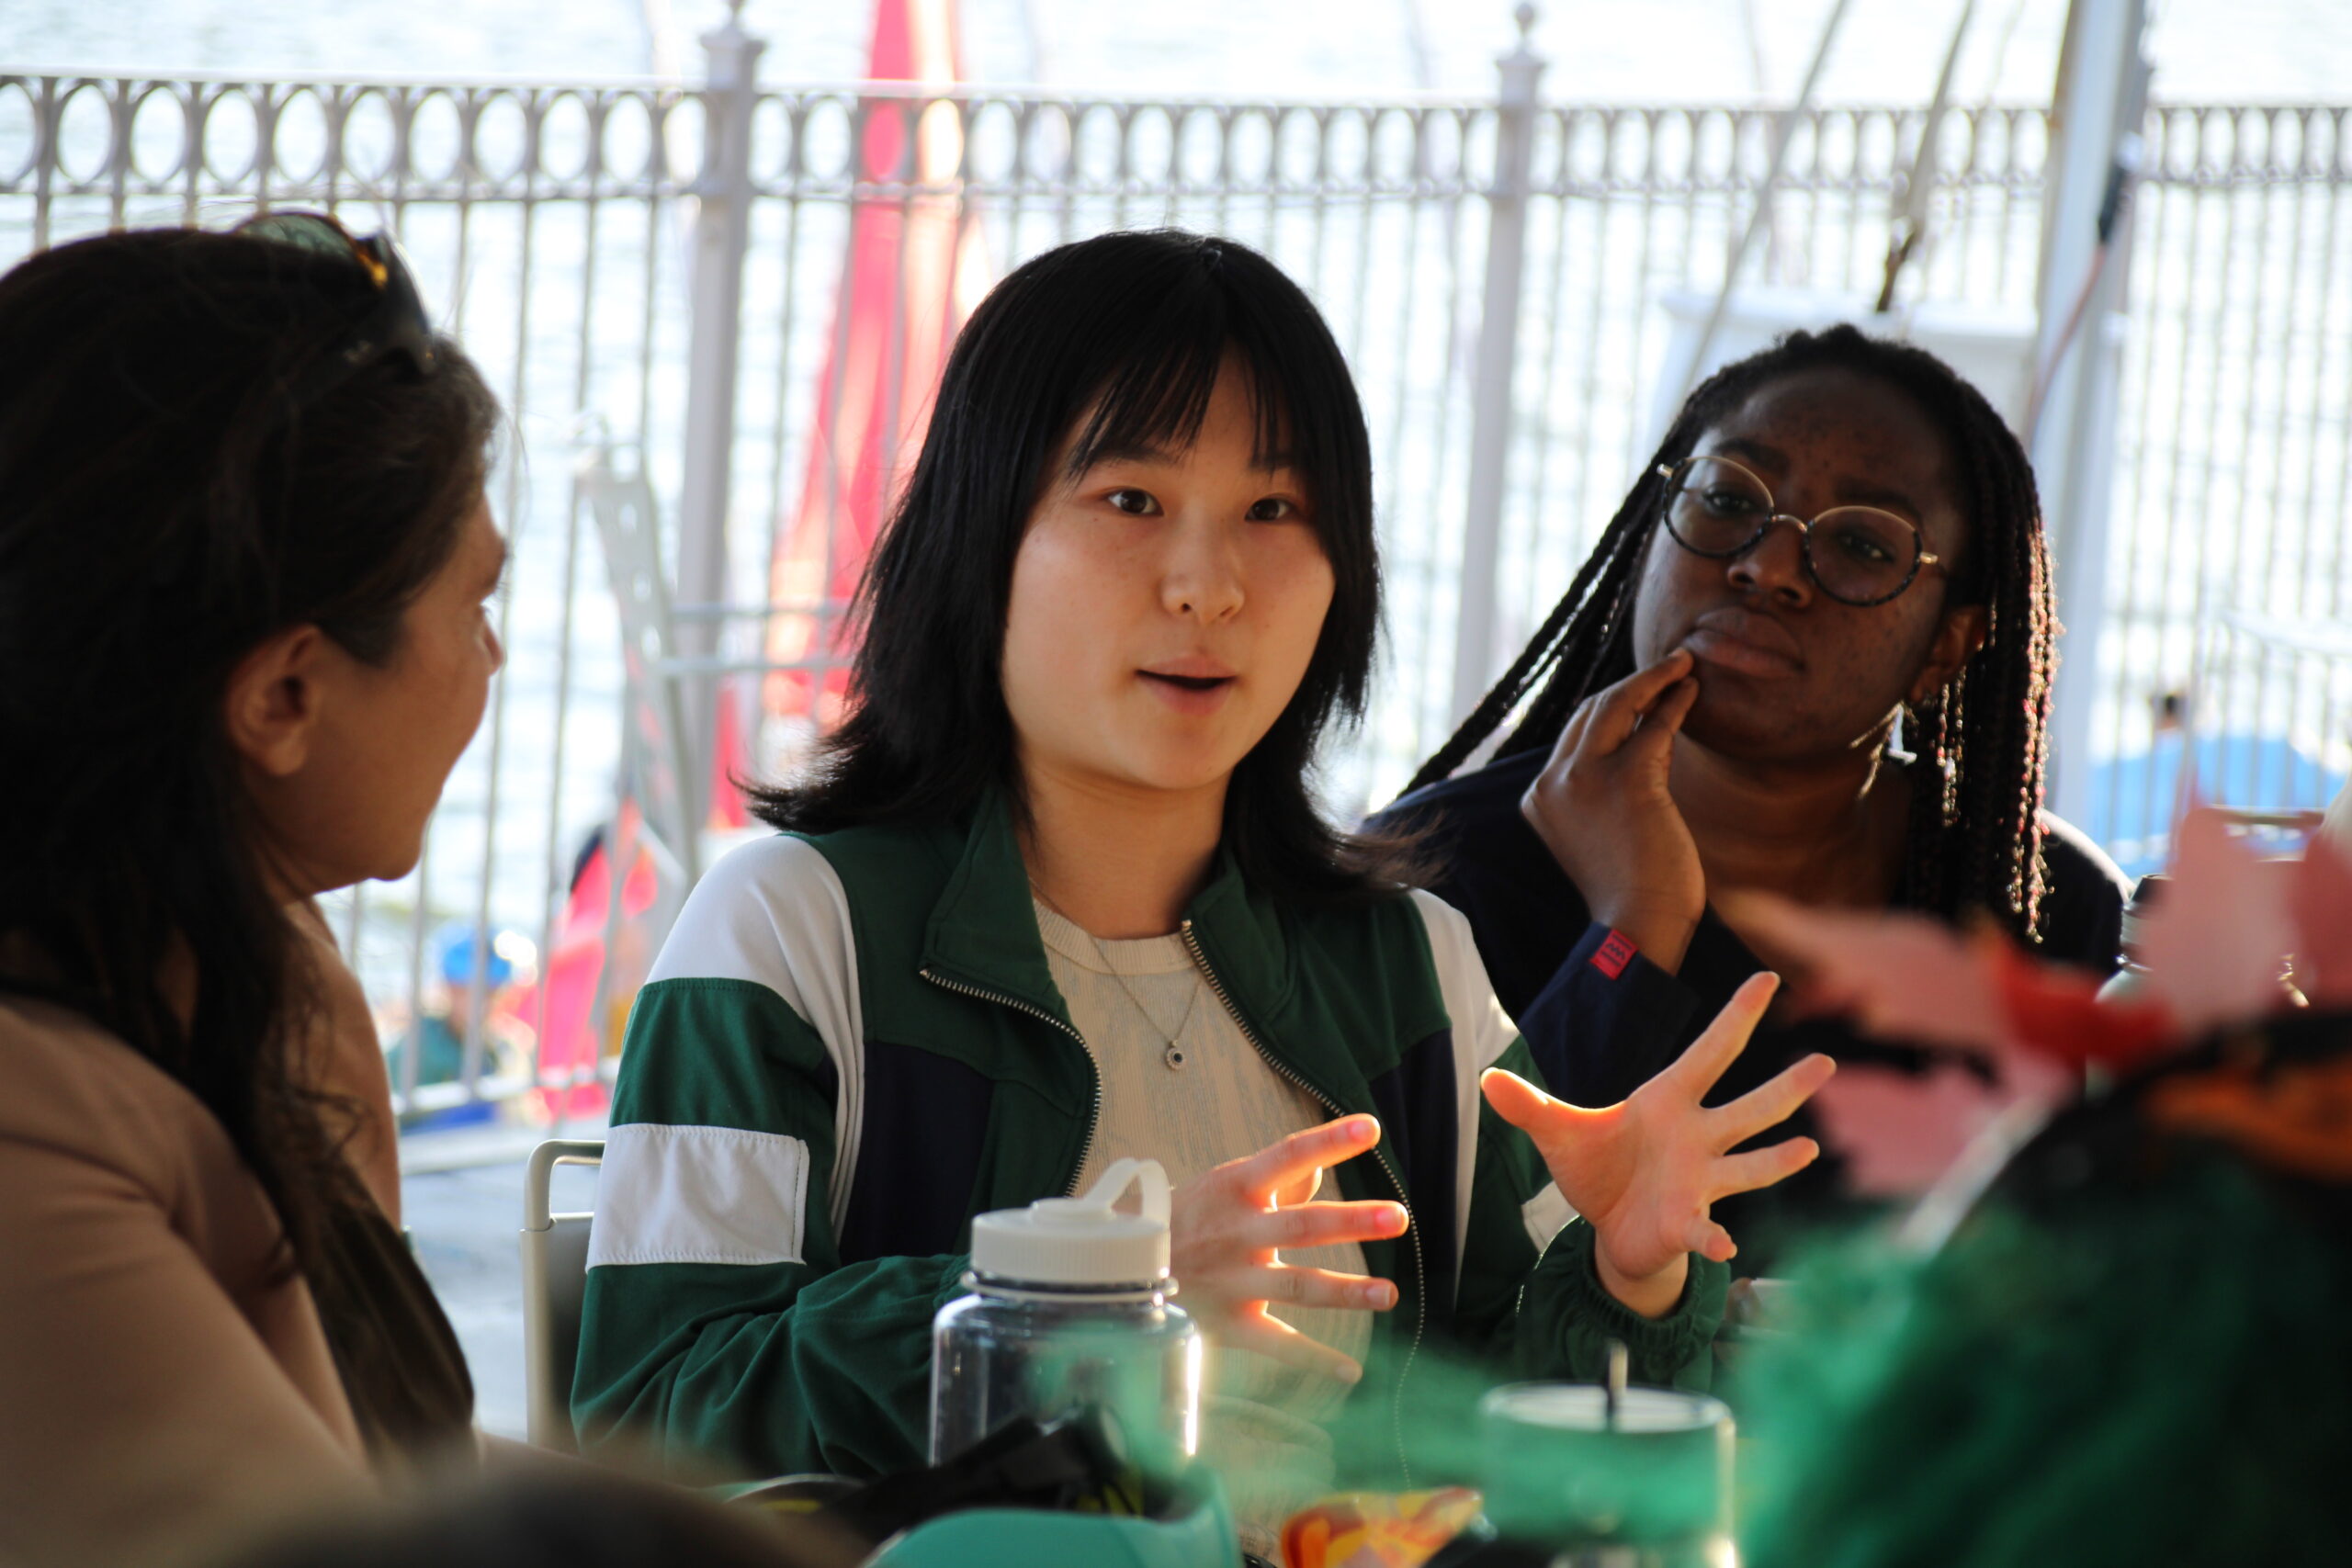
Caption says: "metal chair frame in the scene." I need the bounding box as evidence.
[519,1137,606,1452]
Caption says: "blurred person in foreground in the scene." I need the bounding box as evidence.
[214,1469,856,1568]
[0,220,502,1568]
[1377,327,2131,1265]
[1729,810,2352,1566]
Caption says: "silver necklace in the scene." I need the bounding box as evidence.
[1032,885,1203,1071]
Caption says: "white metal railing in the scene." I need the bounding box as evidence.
[2092,103,2352,872]
[6,18,2347,1118]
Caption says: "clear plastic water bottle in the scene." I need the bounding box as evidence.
[930,1158,1203,1480]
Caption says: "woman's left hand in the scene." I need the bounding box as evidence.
[1481,974,1834,1317]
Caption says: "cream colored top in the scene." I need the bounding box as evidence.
[1033,900,1372,1547]
[0,990,377,1568]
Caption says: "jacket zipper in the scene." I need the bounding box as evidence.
[918,967,1103,1197]
[1179,919,1426,1486]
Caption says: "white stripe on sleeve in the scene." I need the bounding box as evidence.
[646,833,865,1236]
[1408,889,1524,1274]
[589,1122,810,1268]
[1521,1182,1577,1250]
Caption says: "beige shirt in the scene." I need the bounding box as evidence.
[1034,901,1371,1545]
[0,994,376,1568]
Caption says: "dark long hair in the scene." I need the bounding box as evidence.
[0,229,500,1268]
[753,229,1411,900]
[1407,325,2057,939]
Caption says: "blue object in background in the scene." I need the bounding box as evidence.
[2086,732,2346,879]
[437,921,522,988]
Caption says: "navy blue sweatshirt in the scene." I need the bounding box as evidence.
[1374,746,2132,1262]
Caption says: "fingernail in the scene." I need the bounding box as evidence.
[1339,1360,1363,1384]
[1365,1282,1396,1308]
[1385,1204,1408,1232]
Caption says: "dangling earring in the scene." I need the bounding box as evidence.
[1904,685,1960,830]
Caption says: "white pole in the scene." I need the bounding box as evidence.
[1450,2,1544,728]
[1668,0,1856,409]
[2031,0,2149,831]
[674,0,764,868]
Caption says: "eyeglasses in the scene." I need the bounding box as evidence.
[1654,454,1942,607]
[234,210,437,412]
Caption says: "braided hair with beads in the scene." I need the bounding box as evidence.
[1405,325,2057,941]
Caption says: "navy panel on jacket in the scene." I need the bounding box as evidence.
[837,1039,993,1264]
[1366,1027,1462,1329]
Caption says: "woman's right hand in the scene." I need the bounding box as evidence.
[1168,1114,1411,1385]
[1482,974,1830,1318]
[1520,648,1706,974]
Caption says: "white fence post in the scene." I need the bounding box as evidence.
[1451,3,1544,728]
[673,1,764,866]
[2031,0,2148,832]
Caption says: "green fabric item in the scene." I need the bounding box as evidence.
[573,793,1729,1484]
[386,1014,464,1089]
[571,976,970,1477]
[1739,1147,2351,1568]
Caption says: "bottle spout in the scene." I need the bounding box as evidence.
[1079,1157,1171,1226]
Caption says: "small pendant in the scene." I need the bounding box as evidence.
[1163,1042,1188,1071]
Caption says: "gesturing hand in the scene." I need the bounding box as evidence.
[1168,1114,1411,1384]
[1521,647,1706,974]
[1482,974,1833,1318]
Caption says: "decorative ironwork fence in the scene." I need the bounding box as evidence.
[5,28,2346,1118]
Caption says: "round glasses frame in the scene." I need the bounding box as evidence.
[1653,455,1942,608]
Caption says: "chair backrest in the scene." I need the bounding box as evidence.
[579,447,699,883]
[519,1138,606,1453]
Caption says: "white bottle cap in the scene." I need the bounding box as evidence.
[969,1158,1172,1287]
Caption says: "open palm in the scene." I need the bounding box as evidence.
[1483,974,1834,1310]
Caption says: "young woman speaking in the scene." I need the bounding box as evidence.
[572,231,1831,1540]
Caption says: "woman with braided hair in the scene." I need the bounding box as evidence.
[1376,325,2130,1258]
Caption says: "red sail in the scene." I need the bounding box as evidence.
[760,0,984,765]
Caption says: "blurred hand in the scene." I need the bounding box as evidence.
[1482,975,1833,1317]
[1167,1114,1411,1383]
[1521,648,1705,973]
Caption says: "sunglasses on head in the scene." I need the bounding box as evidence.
[234,209,437,413]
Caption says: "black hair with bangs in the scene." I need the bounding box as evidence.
[750,229,1411,900]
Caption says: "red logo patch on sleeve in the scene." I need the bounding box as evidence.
[1591,930,1637,980]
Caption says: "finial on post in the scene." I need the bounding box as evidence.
[701,0,763,80]
[1497,1,1544,98]
[706,0,753,53]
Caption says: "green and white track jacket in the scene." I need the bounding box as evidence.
[571,793,1728,1483]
